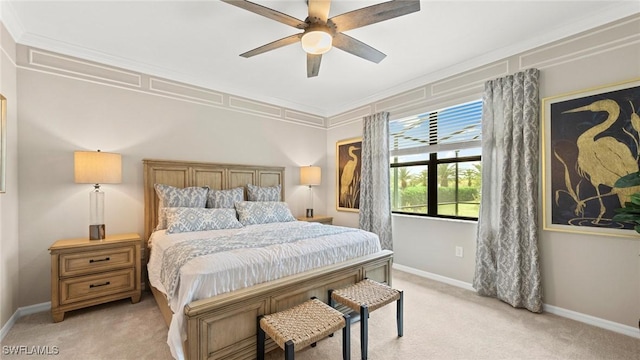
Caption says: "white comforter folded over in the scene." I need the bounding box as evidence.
[147,221,381,360]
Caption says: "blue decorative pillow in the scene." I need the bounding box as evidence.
[164,207,243,234]
[207,187,244,208]
[247,184,281,201]
[154,184,209,230]
[235,201,296,225]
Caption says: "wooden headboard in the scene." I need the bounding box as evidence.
[142,159,285,246]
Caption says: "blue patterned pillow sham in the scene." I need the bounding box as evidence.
[164,207,243,234]
[154,184,209,230]
[235,201,296,225]
[207,187,244,208]
[247,184,281,201]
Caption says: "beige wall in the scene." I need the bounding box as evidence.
[1,11,638,336]
[0,21,19,329]
[15,46,328,307]
[327,15,640,329]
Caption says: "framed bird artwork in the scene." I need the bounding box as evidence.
[336,137,362,212]
[542,78,640,237]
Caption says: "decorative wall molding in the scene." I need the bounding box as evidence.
[328,14,640,128]
[29,49,141,87]
[520,16,640,70]
[374,88,426,114]
[149,78,223,106]
[17,46,327,129]
[327,60,508,127]
[228,96,282,118]
[431,61,509,97]
[284,109,325,127]
[328,105,372,128]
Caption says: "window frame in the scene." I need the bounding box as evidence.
[391,153,481,221]
[389,100,482,220]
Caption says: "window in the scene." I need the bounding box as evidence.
[390,100,482,219]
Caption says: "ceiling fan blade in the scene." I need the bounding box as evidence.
[307,54,322,78]
[240,34,302,58]
[308,0,331,22]
[221,0,306,29]
[332,33,386,63]
[329,0,420,32]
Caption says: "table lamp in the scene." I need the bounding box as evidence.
[74,150,122,240]
[300,165,321,218]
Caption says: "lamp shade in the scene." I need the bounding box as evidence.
[74,151,122,184]
[300,166,321,186]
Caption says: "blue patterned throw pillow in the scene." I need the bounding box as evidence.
[207,187,244,208]
[247,184,281,201]
[235,201,296,225]
[164,207,243,234]
[154,184,209,230]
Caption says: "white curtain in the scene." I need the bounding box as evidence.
[473,68,542,313]
[359,112,393,250]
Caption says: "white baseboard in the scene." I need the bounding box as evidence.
[392,263,640,339]
[0,302,51,342]
[393,263,476,291]
[543,304,639,339]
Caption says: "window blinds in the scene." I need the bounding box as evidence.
[390,99,482,156]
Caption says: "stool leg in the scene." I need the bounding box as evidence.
[343,313,351,360]
[257,316,265,360]
[327,290,336,338]
[397,291,404,337]
[328,289,335,307]
[360,305,369,360]
[284,340,295,360]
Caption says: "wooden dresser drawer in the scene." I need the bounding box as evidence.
[60,246,135,277]
[59,268,135,305]
[50,233,142,322]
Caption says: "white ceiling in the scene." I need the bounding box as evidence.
[2,1,638,117]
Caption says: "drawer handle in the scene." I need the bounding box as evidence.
[89,281,111,288]
[89,257,110,263]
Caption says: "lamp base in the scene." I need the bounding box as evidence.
[89,224,105,240]
[306,209,314,218]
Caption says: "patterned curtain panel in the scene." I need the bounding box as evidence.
[359,112,393,250]
[473,68,542,313]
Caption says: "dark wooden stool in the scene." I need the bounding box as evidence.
[330,279,403,360]
[257,298,351,360]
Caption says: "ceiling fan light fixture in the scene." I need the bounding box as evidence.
[301,30,332,55]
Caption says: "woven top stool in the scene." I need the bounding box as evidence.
[330,279,403,360]
[257,298,350,360]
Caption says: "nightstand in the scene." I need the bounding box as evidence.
[296,215,333,225]
[49,233,142,322]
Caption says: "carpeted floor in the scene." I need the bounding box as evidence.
[2,270,638,359]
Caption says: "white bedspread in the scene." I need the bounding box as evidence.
[147,221,381,360]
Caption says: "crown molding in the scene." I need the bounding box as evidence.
[2,2,638,119]
[326,2,640,117]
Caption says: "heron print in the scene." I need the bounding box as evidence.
[337,138,362,211]
[550,84,640,230]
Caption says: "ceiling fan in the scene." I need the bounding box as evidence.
[221,0,421,77]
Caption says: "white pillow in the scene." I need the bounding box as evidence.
[235,201,296,225]
[164,207,243,234]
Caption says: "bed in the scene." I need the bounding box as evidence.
[142,159,394,360]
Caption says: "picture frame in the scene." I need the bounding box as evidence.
[336,137,362,212]
[541,78,640,237]
[0,93,5,193]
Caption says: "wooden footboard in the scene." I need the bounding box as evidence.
[175,250,393,360]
